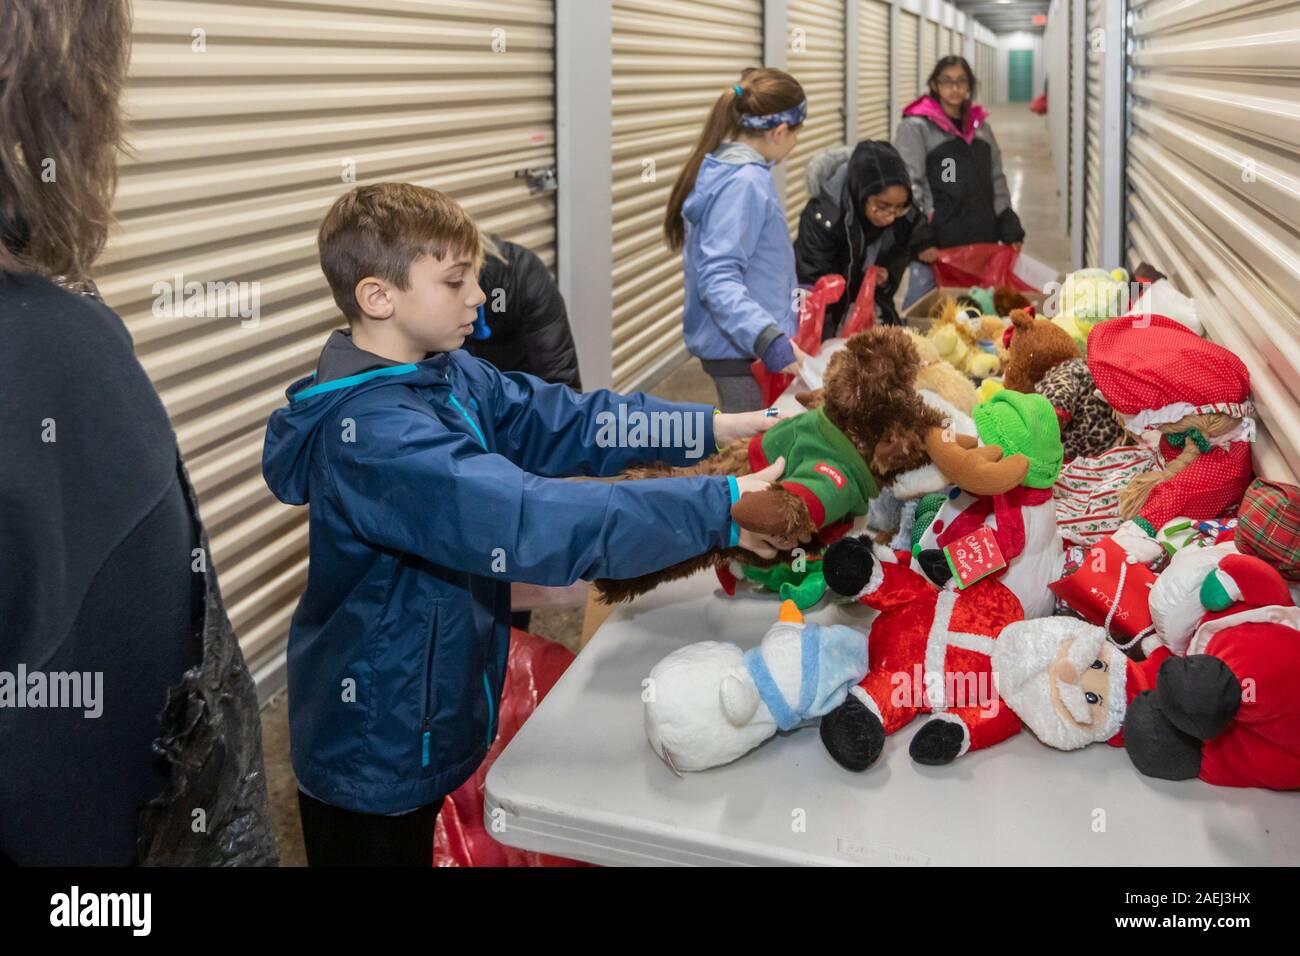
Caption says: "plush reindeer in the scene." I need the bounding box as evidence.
[594,327,952,605]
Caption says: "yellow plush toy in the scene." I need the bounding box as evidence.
[976,377,1004,404]
[904,329,979,415]
[1051,268,1130,349]
[925,297,1008,381]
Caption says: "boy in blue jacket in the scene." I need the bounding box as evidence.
[263,183,794,865]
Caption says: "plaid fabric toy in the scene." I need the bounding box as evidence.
[1236,479,1300,581]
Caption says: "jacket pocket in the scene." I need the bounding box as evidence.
[420,604,440,768]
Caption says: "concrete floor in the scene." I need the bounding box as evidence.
[257,104,1067,866]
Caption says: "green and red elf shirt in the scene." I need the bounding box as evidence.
[747,407,878,531]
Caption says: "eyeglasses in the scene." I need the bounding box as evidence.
[866,200,911,219]
[936,76,971,90]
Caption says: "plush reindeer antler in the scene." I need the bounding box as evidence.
[923,427,1029,496]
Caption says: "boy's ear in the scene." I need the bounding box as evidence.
[354,276,394,320]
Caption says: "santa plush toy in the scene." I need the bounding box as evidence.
[1088,314,1255,564]
[818,539,1024,769]
[993,553,1300,789]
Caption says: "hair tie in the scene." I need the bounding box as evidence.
[733,84,745,97]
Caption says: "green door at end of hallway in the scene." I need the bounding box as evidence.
[1008,49,1034,102]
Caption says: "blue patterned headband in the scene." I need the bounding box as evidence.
[736,97,808,130]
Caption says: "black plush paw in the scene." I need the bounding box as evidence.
[916,549,953,588]
[1123,691,1203,781]
[822,535,876,597]
[909,718,966,765]
[1155,655,1241,741]
[820,696,885,771]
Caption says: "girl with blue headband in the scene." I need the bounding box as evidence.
[664,67,808,412]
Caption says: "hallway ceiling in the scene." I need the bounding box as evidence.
[951,1,1051,34]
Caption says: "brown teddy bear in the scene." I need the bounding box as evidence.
[594,328,947,604]
[1000,307,1081,393]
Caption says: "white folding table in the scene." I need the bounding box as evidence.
[484,343,1300,866]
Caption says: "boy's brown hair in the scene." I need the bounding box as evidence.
[318,182,482,322]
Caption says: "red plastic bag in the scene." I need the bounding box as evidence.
[1029,93,1047,115]
[839,266,881,337]
[750,273,845,405]
[432,628,590,867]
[930,243,1036,293]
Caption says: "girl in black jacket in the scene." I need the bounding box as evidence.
[794,141,923,330]
[466,234,582,390]
[896,56,1025,308]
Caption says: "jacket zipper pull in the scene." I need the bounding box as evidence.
[421,717,431,768]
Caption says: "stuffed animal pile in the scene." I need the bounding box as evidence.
[624,264,1300,792]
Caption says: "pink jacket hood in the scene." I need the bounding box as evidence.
[902,95,988,145]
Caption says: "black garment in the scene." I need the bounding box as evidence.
[298,789,444,866]
[794,141,921,329]
[0,269,277,865]
[912,136,1024,249]
[466,235,582,389]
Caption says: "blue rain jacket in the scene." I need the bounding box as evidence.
[681,148,799,363]
[263,347,740,814]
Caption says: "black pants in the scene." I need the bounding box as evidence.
[298,790,444,867]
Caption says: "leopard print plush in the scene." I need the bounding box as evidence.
[1035,357,1128,460]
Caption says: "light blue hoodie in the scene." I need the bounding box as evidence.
[681,143,799,369]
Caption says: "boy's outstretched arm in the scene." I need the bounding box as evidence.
[482,360,778,478]
[326,400,771,586]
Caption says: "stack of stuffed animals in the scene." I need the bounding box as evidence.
[605,263,1300,792]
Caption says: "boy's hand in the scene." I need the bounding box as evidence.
[715,408,784,447]
[733,458,810,558]
[917,247,939,264]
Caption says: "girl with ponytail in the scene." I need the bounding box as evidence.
[665,67,807,411]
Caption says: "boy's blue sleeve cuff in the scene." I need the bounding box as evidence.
[727,475,741,548]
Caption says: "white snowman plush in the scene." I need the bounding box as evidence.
[644,601,868,772]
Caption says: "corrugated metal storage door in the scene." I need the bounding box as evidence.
[1084,0,1103,265]
[857,0,891,141]
[922,19,938,77]
[611,0,763,389]
[1126,0,1300,484]
[896,11,920,120]
[942,26,954,58]
[785,0,848,232]
[96,0,557,676]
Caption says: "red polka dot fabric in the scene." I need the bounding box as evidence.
[1142,438,1254,530]
[1088,314,1250,415]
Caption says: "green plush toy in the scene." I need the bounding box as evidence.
[740,559,827,610]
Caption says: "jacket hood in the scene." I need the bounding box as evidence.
[843,140,913,236]
[903,94,988,145]
[683,151,772,225]
[263,340,452,505]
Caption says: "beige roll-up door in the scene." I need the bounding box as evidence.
[610,0,763,390]
[857,0,891,142]
[896,11,920,121]
[96,0,557,679]
[785,0,848,232]
[922,19,938,77]
[1126,0,1300,484]
[1083,0,1103,266]
[942,26,954,58]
